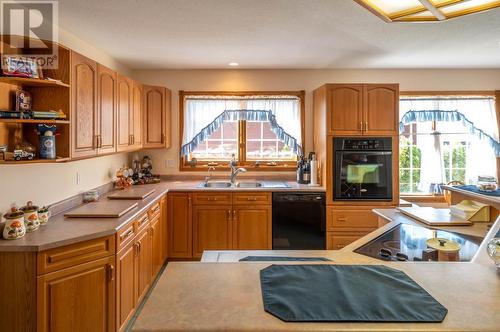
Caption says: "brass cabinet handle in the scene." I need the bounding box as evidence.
[359,121,363,131]
[99,135,103,148]
[161,133,166,144]
[365,122,368,131]
[246,197,257,201]
[134,243,140,256]
[337,217,347,222]
[233,210,237,221]
[107,264,115,281]
[120,228,134,241]
[227,209,231,221]
[132,135,135,145]
[207,197,217,201]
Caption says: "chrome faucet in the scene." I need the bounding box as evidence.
[229,154,246,184]
[204,166,216,184]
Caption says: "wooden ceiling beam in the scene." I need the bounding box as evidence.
[418,0,447,20]
[389,0,463,20]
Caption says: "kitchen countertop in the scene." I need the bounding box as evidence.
[0,180,325,252]
[131,209,500,332]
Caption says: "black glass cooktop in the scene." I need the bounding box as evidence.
[354,223,482,262]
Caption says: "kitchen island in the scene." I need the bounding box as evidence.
[131,209,500,332]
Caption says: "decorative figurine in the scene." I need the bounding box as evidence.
[114,166,134,190]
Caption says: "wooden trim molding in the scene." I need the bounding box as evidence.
[178,90,305,172]
[400,91,495,97]
[496,90,500,182]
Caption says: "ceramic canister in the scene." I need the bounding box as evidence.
[37,206,51,225]
[20,201,40,232]
[3,208,26,240]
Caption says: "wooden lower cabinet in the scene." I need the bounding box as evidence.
[135,226,152,305]
[160,196,168,261]
[150,215,163,278]
[193,205,233,257]
[37,256,116,332]
[233,205,272,250]
[327,231,373,250]
[116,241,136,332]
[168,193,193,259]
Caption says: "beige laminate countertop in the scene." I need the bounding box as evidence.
[131,209,500,332]
[0,180,324,252]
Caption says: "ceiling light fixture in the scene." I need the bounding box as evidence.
[228,62,239,67]
[354,0,500,22]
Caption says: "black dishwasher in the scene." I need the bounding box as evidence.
[272,193,326,250]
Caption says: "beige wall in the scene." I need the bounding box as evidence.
[133,69,500,175]
[0,29,132,213]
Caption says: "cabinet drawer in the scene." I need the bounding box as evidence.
[148,201,161,219]
[327,208,378,230]
[327,232,366,250]
[233,192,271,205]
[37,236,115,275]
[193,192,232,205]
[135,212,150,231]
[117,221,136,251]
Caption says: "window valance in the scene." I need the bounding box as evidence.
[181,97,302,156]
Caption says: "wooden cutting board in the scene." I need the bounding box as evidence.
[107,187,156,200]
[396,206,472,226]
[64,201,139,218]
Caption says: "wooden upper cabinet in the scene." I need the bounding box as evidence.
[363,84,399,135]
[324,83,399,136]
[327,84,364,135]
[117,74,133,152]
[37,256,115,332]
[71,51,98,159]
[143,85,170,148]
[97,64,117,155]
[193,206,232,258]
[132,81,143,149]
[233,205,272,250]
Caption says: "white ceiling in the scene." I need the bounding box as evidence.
[57,0,500,69]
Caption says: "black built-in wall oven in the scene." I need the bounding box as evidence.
[334,137,393,201]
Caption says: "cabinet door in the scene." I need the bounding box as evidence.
[136,226,152,304]
[143,85,168,148]
[193,205,232,258]
[132,81,143,148]
[71,51,98,158]
[117,74,132,151]
[363,84,399,135]
[168,193,193,258]
[116,242,137,332]
[327,84,363,135]
[233,205,272,250]
[150,215,163,278]
[37,256,115,332]
[160,196,168,261]
[97,64,116,155]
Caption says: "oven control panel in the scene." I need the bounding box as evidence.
[337,137,391,151]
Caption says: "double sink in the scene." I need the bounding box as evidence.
[197,181,291,189]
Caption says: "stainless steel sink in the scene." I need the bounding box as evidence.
[199,181,232,188]
[235,182,262,188]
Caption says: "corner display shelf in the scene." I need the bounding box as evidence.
[0,39,72,164]
[0,119,70,124]
[0,157,70,164]
[0,76,70,88]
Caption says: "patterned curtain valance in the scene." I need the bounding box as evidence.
[399,110,500,156]
[181,109,303,156]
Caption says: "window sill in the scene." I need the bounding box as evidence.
[180,164,296,172]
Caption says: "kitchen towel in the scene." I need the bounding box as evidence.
[455,185,500,197]
[240,256,332,262]
[260,264,448,322]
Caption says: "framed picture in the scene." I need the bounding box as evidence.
[16,90,32,111]
[1,56,40,78]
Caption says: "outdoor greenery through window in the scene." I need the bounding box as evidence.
[180,92,303,168]
[399,95,498,195]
